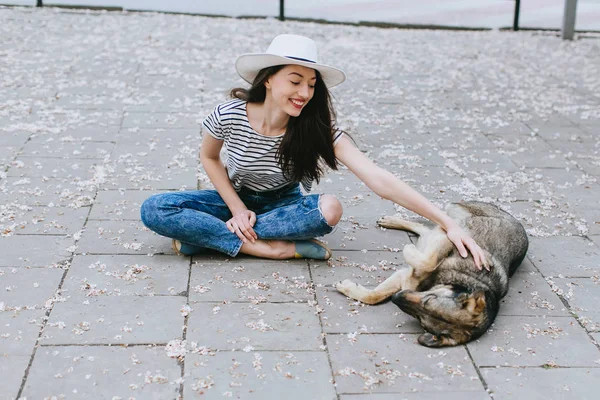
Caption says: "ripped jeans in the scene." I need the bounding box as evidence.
[140,184,334,257]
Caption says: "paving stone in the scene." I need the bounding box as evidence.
[184,351,336,400]
[20,139,115,159]
[77,219,173,255]
[0,235,73,268]
[551,277,600,332]
[58,126,120,141]
[107,156,199,190]
[0,267,63,309]
[488,134,553,152]
[310,250,406,286]
[509,149,575,169]
[189,258,311,303]
[115,127,200,145]
[0,176,97,207]
[481,367,600,400]
[7,206,89,235]
[317,286,422,334]
[111,140,198,160]
[499,271,569,317]
[22,345,181,399]
[186,302,322,351]
[0,355,30,400]
[327,333,482,394]
[467,316,599,367]
[339,393,490,400]
[42,295,184,345]
[312,170,372,194]
[326,218,412,251]
[62,254,189,299]
[527,236,600,277]
[0,309,45,355]
[507,201,587,237]
[122,111,200,129]
[526,124,594,142]
[89,189,161,220]
[0,131,32,147]
[7,157,99,179]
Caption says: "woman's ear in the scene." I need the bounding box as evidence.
[264,78,271,90]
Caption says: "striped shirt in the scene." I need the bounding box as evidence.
[202,99,343,192]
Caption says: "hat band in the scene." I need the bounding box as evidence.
[285,56,316,63]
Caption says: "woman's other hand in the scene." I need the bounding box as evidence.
[226,210,258,243]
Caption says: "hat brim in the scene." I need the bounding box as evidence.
[235,53,346,88]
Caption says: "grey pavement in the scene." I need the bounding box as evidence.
[1,6,600,400]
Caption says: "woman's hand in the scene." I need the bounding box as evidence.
[226,210,258,244]
[445,225,489,271]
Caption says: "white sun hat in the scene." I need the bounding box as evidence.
[235,34,346,88]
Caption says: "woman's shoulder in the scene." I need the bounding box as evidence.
[213,98,247,115]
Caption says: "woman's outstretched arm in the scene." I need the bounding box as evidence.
[334,136,488,270]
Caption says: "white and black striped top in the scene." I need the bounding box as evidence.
[202,99,344,192]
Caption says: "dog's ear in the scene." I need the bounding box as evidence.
[418,333,458,347]
[466,291,486,314]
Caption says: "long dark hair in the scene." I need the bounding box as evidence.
[230,66,338,184]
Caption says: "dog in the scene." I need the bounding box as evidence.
[335,201,528,347]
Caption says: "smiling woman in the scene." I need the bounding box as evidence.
[140,34,487,267]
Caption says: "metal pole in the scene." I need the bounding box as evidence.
[37,0,43,6]
[562,0,578,40]
[513,0,520,31]
[279,0,285,21]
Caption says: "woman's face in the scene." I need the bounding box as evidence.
[265,65,316,117]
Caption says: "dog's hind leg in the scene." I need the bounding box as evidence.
[377,216,430,236]
[403,226,454,277]
[335,267,417,305]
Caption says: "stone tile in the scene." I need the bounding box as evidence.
[467,316,599,367]
[88,189,161,220]
[184,351,336,400]
[488,134,553,152]
[0,309,45,355]
[22,345,181,399]
[499,271,569,317]
[7,206,89,235]
[317,286,422,334]
[336,193,398,222]
[0,355,30,400]
[310,250,406,286]
[509,149,575,169]
[340,393,489,400]
[327,333,482,394]
[527,236,600,277]
[551,277,600,332]
[326,218,412,251]
[76,220,174,255]
[122,111,200,129]
[0,176,97,207]
[62,254,189,299]
[0,267,63,309]
[0,131,31,147]
[189,258,311,303]
[20,139,115,159]
[507,201,588,237]
[312,170,371,194]
[481,367,600,399]
[186,302,322,351]
[115,128,200,145]
[575,156,600,176]
[42,296,184,345]
[107,156,198,190]
[7,157,99,179]
[111,139,199,160]
[58,126,120,141]
[0,235,73,268]
[526,125,594,142]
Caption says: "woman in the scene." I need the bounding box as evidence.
[141,34,487,268]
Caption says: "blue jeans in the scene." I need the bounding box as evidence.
[140,184,334,257]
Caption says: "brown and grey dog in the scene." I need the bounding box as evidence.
[335,201,528,347]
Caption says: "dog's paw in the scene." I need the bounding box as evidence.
[377,215,396,228]
[334,279,358,297]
